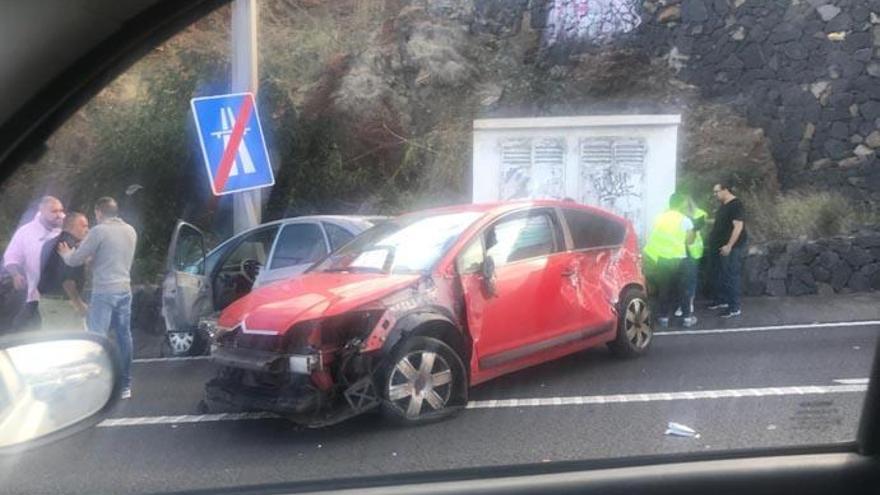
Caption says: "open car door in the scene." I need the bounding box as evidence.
[161,221,213,337]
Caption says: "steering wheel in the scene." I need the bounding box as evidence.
[239,259,262,283]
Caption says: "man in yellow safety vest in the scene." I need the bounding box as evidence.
[675,196,707,318]
[643,193,696,328]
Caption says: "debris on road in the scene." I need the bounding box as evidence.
[665,422,701,438]
[767,424,778,431]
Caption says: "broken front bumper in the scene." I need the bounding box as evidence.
[205,345,322,416]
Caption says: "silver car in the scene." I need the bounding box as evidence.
[162,215,384,356]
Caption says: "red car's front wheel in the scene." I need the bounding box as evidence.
[381,336,468,425]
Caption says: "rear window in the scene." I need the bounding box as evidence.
[563,209,626,249]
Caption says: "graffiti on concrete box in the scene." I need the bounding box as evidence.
[500,138,566,200]
[579,137,647,235]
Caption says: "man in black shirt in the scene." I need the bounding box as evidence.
[39,212,89,330]
[707,181,748,318]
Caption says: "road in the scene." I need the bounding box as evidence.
[1,301,879,494]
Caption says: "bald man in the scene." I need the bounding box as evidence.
[3,196,65,330]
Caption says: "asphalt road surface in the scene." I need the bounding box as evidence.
[2,298,879,494]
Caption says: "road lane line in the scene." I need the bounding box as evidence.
[466,384,866,409]
[133,356,212,364]
[96,384,867,427]
[98,411,278,427]
[655,319,880,336]
[834,378,870,385]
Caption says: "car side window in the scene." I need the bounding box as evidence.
[219,226,279,274]
[456,237,485,274]
[323,222,355,251]
[563,209,626,249]
[486,212,557,267]
[270,223,328,270]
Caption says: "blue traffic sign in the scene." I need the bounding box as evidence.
[191,92,275,196]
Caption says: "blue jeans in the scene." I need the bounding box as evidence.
[655,258,690,318]
[717,247,745,312]
[683,256,699,311]
[87,292,133,388]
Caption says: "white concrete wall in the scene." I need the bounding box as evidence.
[472,115,680,242]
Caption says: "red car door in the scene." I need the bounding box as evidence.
[458,208,587,377]
[561,207,631,332]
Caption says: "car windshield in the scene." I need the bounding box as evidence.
[313,211,482,274]
[3,1,880,494]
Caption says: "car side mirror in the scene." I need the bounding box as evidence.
[0,332,119,453]
[481,256,497,297]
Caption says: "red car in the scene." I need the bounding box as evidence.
[206,200,652,426]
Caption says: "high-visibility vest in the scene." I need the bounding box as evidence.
[689,208,708,259]
[644,210,688,261]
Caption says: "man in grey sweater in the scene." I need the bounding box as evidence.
[59,197,137,399]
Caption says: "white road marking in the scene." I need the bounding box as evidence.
[833,378,871,385]
[465,384,866,409]
[133,356,212,364]
[655,320,880,336]
[98,411,278,427]
[96,383,867,427]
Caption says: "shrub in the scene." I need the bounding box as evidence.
[742,190,858,242]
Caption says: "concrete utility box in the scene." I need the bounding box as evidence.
[472,115,681,241]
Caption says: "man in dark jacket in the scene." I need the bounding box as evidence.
[39,212,89,330]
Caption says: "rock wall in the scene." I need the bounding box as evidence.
[468,0,880,205]
[743,229,880,296]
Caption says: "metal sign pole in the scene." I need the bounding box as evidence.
[231,0,261,233]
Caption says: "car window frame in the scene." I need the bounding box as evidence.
[322,220,357,251]
[559,206,627,254]
[213,224,280,277]
[456,207,567,272]
[265,220,330,271]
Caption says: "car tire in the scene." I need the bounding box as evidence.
[164,329,207,357]
[608,287,653,358]
[381,336,468,426]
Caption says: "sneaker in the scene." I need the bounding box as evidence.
[674,307,683,317]
[121,387,132,400]
[682,315,698,327]
[657,317,670,328]
[707,302,728,310]
[720,309,742,319]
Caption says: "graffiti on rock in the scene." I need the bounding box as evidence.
[543,0,642,46]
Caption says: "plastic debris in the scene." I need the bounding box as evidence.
[767,424,778,431]
[317,444,323,449]
[854,346,861,350]
[392,452,398,457]
[665,422,701,438]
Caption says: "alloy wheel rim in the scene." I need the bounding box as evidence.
[387,350,453,419]
[624,298,652,349]
[169,331,194,354]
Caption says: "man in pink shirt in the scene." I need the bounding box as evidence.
[3,196,65,330]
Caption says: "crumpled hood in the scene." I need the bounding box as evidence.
[218,271,420,334]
